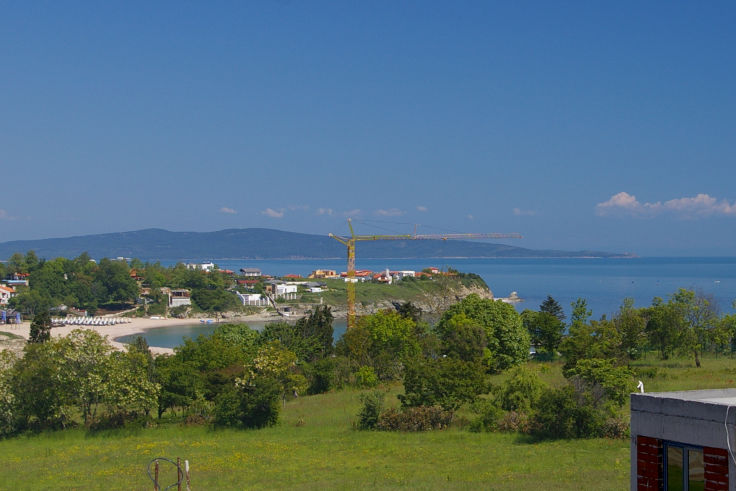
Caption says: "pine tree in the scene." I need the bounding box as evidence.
[540,295,565,322]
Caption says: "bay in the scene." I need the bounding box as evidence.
[129,257,736,349]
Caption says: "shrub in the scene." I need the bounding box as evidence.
[497,411,531,433]
[468,399,503,433]
[357,390,385,430]
[306,358,336,395]
[529,386,605,439]
[399,357,485,411]
[495,365,544,412]
[376,406,453,431]
[355,366,378,388]
[184,393,215,425]
[214,376,281,429]
[601,417,629,439]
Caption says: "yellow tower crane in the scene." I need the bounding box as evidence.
[329,219,522,329]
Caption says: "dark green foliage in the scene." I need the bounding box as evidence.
[437,313,488,363]
[191,288,239,313]
[399,357,485,411]
[522,310,564,356]
[394,301,422,323]
[436,294,530,372]
[214,376,281,429]
[356,390,385,430]
[154,355,203,419]
[260,306,334,364]
[530,386,605,439]
[28,311,52,344]
[11,343,68,429]
[540,295,565,322]
[305,358,336,395]
[376,406,453,431]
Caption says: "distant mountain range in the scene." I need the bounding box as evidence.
[0,228,634,261]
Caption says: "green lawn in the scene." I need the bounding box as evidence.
[2,354,734,490]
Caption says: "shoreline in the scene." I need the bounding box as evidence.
[0,312,291,355]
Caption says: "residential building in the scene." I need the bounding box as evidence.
[236,293,268,306]
[630,389,734,490]
[309,269,338,279]
[0,285,15,305]
[186,262,216,272]
[168,289,192,308]
[240,268,262,277]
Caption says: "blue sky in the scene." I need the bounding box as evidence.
[1,1,735,256]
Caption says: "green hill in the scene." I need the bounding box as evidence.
[0,228,632,261]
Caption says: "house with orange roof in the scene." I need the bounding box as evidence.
[0,285,16,305]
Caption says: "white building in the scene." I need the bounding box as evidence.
[274,284,298,299]
[168,289,192,308]
[186,262,216,272]
[240,268,262,277]
[237,293,269,306]
[0,285,15,305]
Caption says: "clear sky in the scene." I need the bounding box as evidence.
[1,1,735,256]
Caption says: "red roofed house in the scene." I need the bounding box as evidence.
[0,285,16,305]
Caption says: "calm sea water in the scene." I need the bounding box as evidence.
[124,257,736,349]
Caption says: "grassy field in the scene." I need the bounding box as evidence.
[1,354,733,490]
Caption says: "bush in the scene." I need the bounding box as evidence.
[213,376,281,429]
[184,393,215,425]
[307,358,336,395]
[468,399,503,433]
[356,390,385,430]
[399,357,485,411]
[355,366,378,388]
[495,365,544,412]
[497,411,531,433]
[376,406,453,431]
[601,417,629,439]
[529,386,606,439]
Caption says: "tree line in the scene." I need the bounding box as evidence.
[2,251,735,440]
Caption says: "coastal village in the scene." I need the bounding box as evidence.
[0,256,500,324]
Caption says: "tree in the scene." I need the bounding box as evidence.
[54,329,114,424]
[399,356,486,411]
[29,311,52,343]
[644,297,683,360]
[540,295,565,322]
[242,342,306,403]
[612,298,646,360]
[566,358,634,408]
[437,294,529,373]
[669,289,719,368]
[437,313,488,363]
[11,342,69,429]
[394,301,422,323]
[522,310,564,356]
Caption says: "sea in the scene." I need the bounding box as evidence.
[119,257,736,349]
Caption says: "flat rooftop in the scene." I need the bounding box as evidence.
[632,389,736,424]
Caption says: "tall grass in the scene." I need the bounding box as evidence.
[5,354,733,489]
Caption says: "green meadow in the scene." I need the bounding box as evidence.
[2,353,733,490]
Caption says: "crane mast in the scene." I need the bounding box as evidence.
[329,219,522,329]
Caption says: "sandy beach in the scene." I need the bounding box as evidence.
[1,312,284,355]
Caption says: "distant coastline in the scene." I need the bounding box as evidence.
[0,227,632,261]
